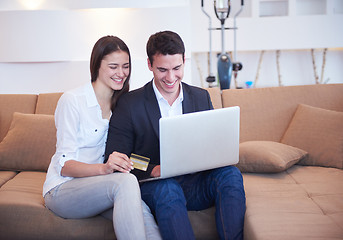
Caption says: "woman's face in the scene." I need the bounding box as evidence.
[97,50,130,91]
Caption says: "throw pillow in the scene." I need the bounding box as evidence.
[0,112,56,171]
[281,104,343,169]
[237,141,308,173]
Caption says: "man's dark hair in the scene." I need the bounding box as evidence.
[146,31,185,66]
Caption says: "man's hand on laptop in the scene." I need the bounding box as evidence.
[151,165,161,177]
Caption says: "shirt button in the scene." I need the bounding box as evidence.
[95,129,98,132]
[62,155,65,157]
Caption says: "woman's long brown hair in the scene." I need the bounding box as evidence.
[90,36,131,111]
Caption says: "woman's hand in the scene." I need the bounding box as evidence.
[103,151,134,174]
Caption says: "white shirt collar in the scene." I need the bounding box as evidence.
[85,82,100,108]
[152,79,184,105]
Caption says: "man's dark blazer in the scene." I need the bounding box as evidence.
[105,80,214,180]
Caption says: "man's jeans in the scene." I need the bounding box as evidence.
[140,166,246,240]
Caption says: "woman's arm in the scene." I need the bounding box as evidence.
[61,151,134,177]
[61,160,105,177]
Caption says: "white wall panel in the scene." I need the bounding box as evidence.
[0,0,342,94]
[0,6,192,93]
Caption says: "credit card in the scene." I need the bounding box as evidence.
[130,153,150,171]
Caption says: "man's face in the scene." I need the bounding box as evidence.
[148,53,184,100]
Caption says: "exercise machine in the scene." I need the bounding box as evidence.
[201,0,244,89]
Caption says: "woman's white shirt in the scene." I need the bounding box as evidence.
[43,83,109,197]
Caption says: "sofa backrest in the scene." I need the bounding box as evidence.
[0,94,37,142]
[205,87,222,109]
[1,84,342,144]
[0,93,63,143]
[221,84,343,142]
[35,93,63,115]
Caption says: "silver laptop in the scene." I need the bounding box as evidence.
[140,106,240,182]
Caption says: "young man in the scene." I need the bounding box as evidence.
[105,31,246,240]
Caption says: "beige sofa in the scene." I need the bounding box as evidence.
[0,83,342,239]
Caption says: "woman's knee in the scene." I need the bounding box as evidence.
[118,173,139,186]
[106,173,140,198]
[106,172,137,184]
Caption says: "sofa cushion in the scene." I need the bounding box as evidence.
[0,171,115,240]
[0,94,37,142]
[237,141,307,173]
[35,92,63,115]
[281,104,343,169]
[286,165,343,197]
[221,84,343,143]
[0,171,17,187]
[243,166,343,239]
[188,207,219,239]
[0,112,56,172]
[205,87,222,109]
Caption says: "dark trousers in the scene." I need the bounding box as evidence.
[140,166,246,240]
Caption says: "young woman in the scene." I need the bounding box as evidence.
[43,36,161,240]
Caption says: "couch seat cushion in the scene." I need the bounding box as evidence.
[245,213,343,240]
[188,207,219,240]
[242,165,343,240]
[0,170,17,187]
[0,172,115,240]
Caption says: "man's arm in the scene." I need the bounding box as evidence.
[105,96,134,163]
[104,94,157,180]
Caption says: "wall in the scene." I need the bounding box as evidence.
[0,0,342,94]
[0,0,192,94]
[191,0,343,88]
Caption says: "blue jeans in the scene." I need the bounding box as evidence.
[140,166,246,240]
